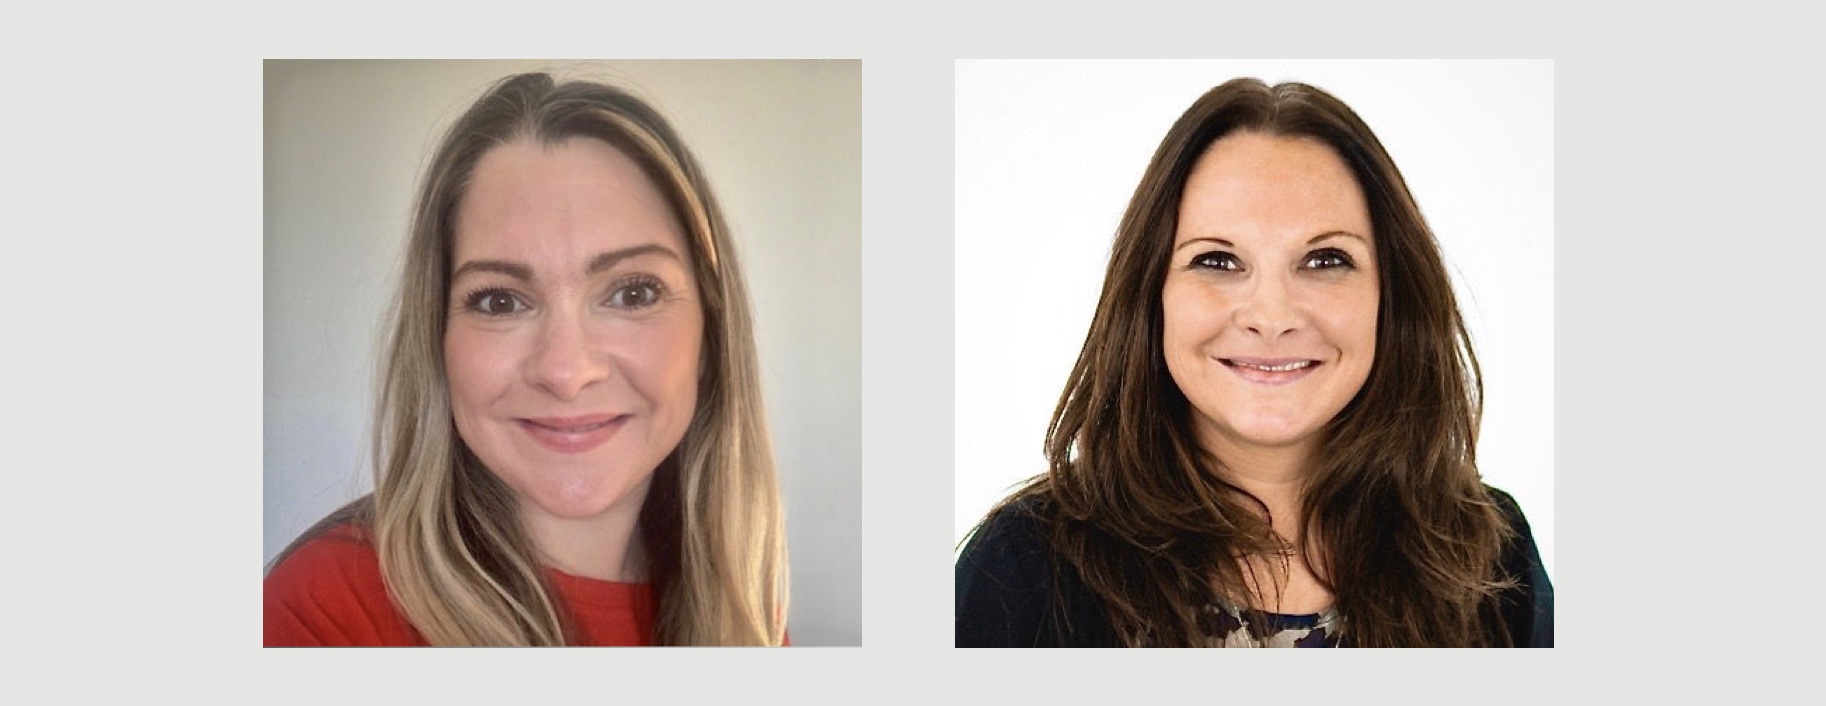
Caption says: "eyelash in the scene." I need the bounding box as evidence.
[1187,248,1357,272]
[1189,251,1243,272]
[457,276,670,318]
[461,287,529,316]
[1304,248,1356,270]
[605,275,668,310]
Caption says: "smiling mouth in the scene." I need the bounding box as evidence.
[524,418,620,433]
[1220,358,1321,385]
[516,415,630,453]
[1224,360,1315,372]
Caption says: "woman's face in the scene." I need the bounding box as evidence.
[445,137,702,527]
[1162,132,1378,462]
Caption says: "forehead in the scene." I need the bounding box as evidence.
[452,137,691,265]
[1175,131,1372,245]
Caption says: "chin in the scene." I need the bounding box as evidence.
[1236,428,1319,450]
[523,468,654,520]
[1206,413,1326,452]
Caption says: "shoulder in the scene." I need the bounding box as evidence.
[957,494,1060,600]
[959,495,1054,575]
[263,524,420,646]
[1483,486,1543,575]
[956,495,1054,647]
[1483,485,1555,647]
[955,494,1113,647]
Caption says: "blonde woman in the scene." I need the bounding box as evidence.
[265,72,788,646]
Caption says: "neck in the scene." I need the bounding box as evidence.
[1202,431,1338,614]
[1202,432,1314,539]
[520,479,652,583]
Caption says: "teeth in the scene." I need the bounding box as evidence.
[540,420,612,433]
[1238,361,1313,372]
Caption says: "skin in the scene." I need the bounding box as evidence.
[1161,131,1379,612]
[445,137,702,582]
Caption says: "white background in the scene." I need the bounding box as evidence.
[264,60,860,645]
[7,1,1824,698]
[956,60,1556,579]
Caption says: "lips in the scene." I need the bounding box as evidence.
[1220,357,1321,385]
[516,414,629,453]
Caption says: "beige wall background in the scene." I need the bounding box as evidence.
[263,59,861,645]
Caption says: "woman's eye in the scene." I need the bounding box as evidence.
[1304,248,1355,270]
[464,289,528,316]
[607,279,666,310]
[1190,251,1242,272]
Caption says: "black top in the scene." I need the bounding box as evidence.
[955,487,1554,647]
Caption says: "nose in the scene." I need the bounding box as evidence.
[1234,272,1302,341]
[525,308,610,401]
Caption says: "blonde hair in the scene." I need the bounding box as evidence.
[366,71,786,645]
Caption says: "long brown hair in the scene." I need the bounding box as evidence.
[995,78,1512,647]
[274,72,787,645]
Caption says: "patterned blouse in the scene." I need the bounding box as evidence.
[1202,601,1341,647]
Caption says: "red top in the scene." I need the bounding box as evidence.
[264,525,656,646]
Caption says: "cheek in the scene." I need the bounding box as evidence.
[622,316,703,415]
[1160,281,1233,402]
[1161,280,1228,353]
[1323,284,1380,370]
[443,328,516,417]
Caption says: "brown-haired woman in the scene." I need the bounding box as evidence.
[955,78,1552,647]
[265,73,788,646]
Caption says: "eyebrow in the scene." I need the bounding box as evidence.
[450,244,683,283]
[588,244,680,275]
[1172,230,1369,253]
[1306,230,1369,246]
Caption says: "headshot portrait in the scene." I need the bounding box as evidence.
[264,60,859,646]
[954,60,1553,647]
